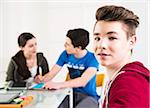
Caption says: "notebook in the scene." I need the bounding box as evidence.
[0,93,20,104]
[5,81,27,91]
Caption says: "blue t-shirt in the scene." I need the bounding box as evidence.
[56,50,100,100]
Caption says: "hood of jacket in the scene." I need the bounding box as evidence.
[12,50,45,80]
[121,61,150,80]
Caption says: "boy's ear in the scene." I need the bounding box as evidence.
[78,46,82,50]
[129,35,136,49]
[75,46,82,52]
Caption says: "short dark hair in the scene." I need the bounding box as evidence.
[18,32,35,47]
[95,5,139,38]
[66,28,89,50]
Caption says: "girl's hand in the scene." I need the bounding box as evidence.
[34,75,43,83]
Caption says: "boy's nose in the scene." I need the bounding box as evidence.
[96,39,107,50]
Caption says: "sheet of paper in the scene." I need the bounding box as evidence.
[30,83,44,89]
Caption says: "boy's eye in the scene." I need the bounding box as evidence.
[94,37,100,41]
[109,37,117,40]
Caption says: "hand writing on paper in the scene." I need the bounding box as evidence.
[34,67,44,83]
[34,75,43,83]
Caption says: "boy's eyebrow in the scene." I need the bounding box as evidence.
[93,33,100,35]
[93,31,118,36]
[65,42,70,45]
[107,31,118,35]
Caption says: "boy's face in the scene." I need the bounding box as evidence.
[93,21,136,68]
[64,37,76,54]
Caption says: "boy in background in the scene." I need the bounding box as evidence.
[43,28,99,108]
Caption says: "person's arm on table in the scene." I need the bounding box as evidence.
[42,64,62,82]
[44,67,97,90]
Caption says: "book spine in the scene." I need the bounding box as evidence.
[0,104,22,108]
[0,96,33,108]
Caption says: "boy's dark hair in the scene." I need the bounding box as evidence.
[96,5,139,38]
[18,32,35,47]
[66,28,89,50]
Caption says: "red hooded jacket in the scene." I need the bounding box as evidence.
[102,61,150,108]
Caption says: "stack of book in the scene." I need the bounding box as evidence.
[0,95,33,108]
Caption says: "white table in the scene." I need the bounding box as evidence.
[0,88,73,108]
[25,88,73,108]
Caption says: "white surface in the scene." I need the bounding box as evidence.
[25,88,72,108]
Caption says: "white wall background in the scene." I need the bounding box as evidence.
[0,0,149,84]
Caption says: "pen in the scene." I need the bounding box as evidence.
[39,67,42,76]
[39,67,43,81]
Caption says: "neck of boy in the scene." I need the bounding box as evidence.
[74,49,87,58]
[107,59,131,80]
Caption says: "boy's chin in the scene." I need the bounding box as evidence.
[66,51,71,54]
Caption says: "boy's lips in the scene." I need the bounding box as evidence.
[97,53,111,57]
